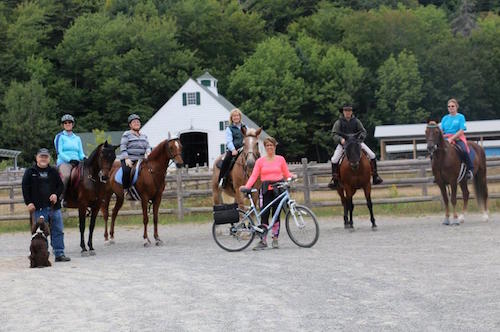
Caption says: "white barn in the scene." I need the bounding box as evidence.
[142,72,269,168]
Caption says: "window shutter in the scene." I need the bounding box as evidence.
[220,144,226,154]
[196,92,200,105]
[182,93,187,106]
[219,121,224,131]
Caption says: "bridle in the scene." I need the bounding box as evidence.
[426,124,440,156]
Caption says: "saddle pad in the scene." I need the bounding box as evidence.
[114,160,142,185]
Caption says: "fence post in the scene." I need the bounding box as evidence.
[9,185,14,214]
[301,158,311,207]
[176,169,184,220]
[419,165,428,197]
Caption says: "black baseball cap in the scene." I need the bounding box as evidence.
[36,148,50,156]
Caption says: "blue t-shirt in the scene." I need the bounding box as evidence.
[54,131,85,165]
[440,113,467,135]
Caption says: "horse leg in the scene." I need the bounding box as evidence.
[110,193,124,243]
[338,189,349,228]
[141,199,151,247]
[79,207,88,256]
[438,184,450,225]
[87,204,99,255]
[102,194,110,242]
[450,183,459,225]
[348,196,354,229]
[364,186,376,229]
[153,197,163,246]
[459,181,469,223]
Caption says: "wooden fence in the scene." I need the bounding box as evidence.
[1,157,499,222]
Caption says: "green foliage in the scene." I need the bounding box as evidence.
[375,50,428,125]
[86,129,112,153]
[1,79,58,165]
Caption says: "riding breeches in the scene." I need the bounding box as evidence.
[58,163,72,192]
[330,143,376,163]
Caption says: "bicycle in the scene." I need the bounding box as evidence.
[212,179,320,252]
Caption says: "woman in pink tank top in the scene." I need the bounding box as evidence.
[241,137,296,250]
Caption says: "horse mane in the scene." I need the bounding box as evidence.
[84,143,104,167]
[147,139,168,161]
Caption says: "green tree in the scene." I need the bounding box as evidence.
[1,79,58,164]
[227,37,306,159]
[375,50,428,125]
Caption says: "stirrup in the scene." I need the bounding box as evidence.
[328,178,339,190]
[373,175,383,185]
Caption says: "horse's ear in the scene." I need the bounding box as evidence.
[103,140,109,147]
[168,132,171,140]
[241,126,247,135]
[256,127,262,136]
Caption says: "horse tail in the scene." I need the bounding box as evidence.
[472,146,488,212]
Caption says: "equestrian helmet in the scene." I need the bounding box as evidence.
[128,114,141,124]
[61,114,75,123]
[338,104,354,113]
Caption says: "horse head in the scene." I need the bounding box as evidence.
[85,141,117,183]
[344,133,362,170]
[241,127,261,175]
[425,121,443,155]
[167,132,184,168]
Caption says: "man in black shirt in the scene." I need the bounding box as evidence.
[22,148,70,262]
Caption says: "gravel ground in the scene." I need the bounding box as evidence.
[1,213,500,332]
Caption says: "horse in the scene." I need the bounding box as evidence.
[336,133,376,230]
[102,135,183,246]
[211,127,262,208]
[64,141,118,255]
[425,121,489,224]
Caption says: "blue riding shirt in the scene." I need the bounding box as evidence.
[440,113,467,135]
[54,131,85,166]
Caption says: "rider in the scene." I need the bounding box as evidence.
[440,98,473,179]
[240,137,296,250]
[120,114,151,191]
[328,104,383,189]
[54,114,85,204]
[218,108,246,188]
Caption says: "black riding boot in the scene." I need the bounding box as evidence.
[218,152,232,188]
[371,159,383,185]
[465,153,474,180]
[327,163,339,190]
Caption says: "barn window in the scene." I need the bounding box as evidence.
[201,80,210,87]
[219,121,229,131]
[182,92,201,106]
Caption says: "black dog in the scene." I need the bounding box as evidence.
[29,216,51,268]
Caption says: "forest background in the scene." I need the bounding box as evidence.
[1,0,499,165]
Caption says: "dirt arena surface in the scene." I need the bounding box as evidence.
[1,214,500,331]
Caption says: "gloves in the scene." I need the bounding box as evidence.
[144,151,150,159]
[69,160,80,167]
[125,158,133,168]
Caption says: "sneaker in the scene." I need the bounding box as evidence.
[442,218,450,225]
[252,240,267,251]
[272,238,279,249]
[55,255,71,262]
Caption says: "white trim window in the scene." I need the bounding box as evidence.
[187,92,197,105]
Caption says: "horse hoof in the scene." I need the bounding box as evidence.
[81,251,89,257]
[371,225,378,231]
[109,239,115,245]
[144,239,151,247]
[458,214,465,223]
[155,239,164,246]
[89,250,96,256]
[482,213,489,222]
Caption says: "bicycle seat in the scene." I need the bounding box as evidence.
[240,187,257,194]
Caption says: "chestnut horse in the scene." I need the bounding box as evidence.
[336,133,376,230]
[211,127,262,208]
[64,141,118,255]
[425,121,489,224]
[102,136,183,246]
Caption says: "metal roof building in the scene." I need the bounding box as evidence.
[374,120,500,160]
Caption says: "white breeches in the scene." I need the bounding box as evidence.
[331,143,376,163]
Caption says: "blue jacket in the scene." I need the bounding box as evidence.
[54,131,85,166]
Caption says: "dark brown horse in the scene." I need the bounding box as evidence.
[102,136,183,246]
[336,133,376,229]
[425,121,489,224]
[211,127,262,208]
[65,141,117,255]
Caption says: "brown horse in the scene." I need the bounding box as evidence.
[102,136,183,246]
[425,121,489,224]
[336,133,376,230]
[211,127,262,208]
[64,141,118,255]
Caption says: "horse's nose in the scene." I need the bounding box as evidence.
[247,159,255,169]
[102,175,109,181]
[175,162,184,169]
[351,162,359,169]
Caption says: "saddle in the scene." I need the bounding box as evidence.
[114,160,142,186]
[215,150,242,170]
[69,163,83,189]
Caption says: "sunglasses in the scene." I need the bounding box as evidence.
[63,121,73,124]
[447,105,456,108]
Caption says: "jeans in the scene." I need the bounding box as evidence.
[456,140,474,171]
[34,207,65,257]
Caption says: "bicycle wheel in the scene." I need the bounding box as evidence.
[285,205,319,248]
[212,209,255,252]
